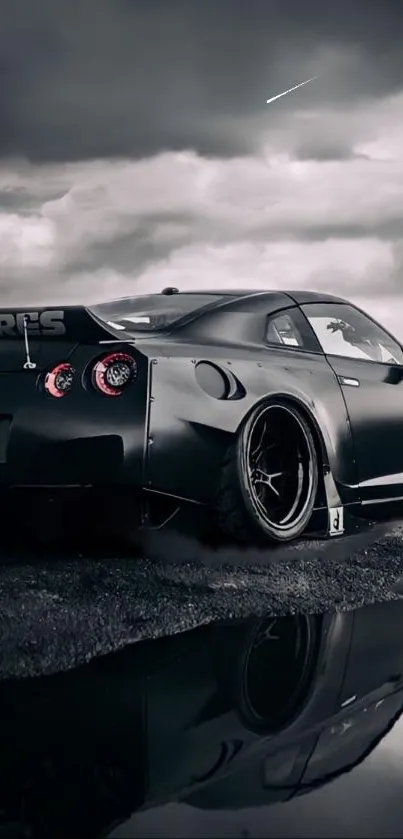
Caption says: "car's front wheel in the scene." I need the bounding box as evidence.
[215,400,319,544]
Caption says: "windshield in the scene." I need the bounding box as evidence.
[91,294,228,332]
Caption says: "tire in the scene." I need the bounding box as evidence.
[215,400,319,544]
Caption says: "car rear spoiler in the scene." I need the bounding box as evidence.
[0,306,130,343]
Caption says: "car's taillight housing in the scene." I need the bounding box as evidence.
[91,351,137,396]
[44,362,76,398]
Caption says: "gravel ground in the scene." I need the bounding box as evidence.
[1,522,403,680]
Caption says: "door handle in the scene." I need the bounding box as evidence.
[338,376,360,387]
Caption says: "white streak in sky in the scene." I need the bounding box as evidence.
[266,76,317,105]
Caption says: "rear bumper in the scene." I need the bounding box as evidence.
[4,433,126,486]
[1,485,207,547]
[1,485,145,546]
[0,414,146,488]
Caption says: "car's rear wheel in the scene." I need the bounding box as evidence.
[215,400,319,544]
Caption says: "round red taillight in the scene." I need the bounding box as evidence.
[92,352,137,396]
[44,362,75,398]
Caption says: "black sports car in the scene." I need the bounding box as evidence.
[1,287,403,544]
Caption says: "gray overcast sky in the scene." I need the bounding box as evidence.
[1,0,403,333]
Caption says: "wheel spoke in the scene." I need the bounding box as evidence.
[254,619,281,647]
[251,420,267,459]
[253,442,276,466]
[253,468,283,497]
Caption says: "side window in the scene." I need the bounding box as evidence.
[266,313,303,347]
[302,303,403,365]
[265,308,321,353]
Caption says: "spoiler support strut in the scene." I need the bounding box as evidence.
[22,314,37,370]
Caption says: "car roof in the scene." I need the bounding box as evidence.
[154,289,348,305]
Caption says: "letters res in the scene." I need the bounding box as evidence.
[0,310,66,338]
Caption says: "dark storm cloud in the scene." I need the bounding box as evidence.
[0,190,31,210]
[62,212,197,277]
[64,217,403,280]
[1,0,403,162]
[0,0,402,333]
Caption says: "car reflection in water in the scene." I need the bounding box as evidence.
[2,600,403,838]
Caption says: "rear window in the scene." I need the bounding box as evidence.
[91,294,227,332]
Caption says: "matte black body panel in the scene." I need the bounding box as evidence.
[0,308,150,487]
[143,341,357,503]
[285,290,347,305]
[0,290,401,527]
[1,346,150,486]
[324,354,403,502]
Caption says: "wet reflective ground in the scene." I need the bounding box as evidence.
[1,522,403,680]
[2,594,403,836]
